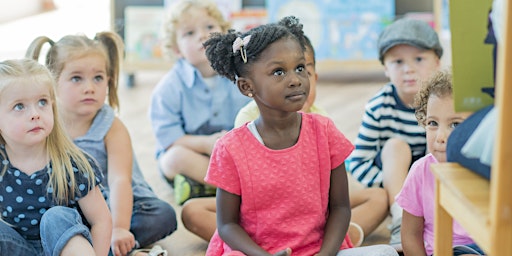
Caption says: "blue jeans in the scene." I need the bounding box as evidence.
[130,197,177,247]
[0,206,92,256]
[109,197,178,255]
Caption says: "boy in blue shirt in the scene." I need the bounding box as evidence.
[149,0,250,205]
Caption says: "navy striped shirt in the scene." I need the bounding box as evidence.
[347,83,426,187]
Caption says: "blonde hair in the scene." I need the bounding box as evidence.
[161,0,231,60]
[414,69,453,127]
[0,59,96,205]
[25,31,124,111]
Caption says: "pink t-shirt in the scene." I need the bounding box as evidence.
[395,153,475,255]
[205,113,354,256]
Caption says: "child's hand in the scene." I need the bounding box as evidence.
[111,227,136,256]
[273,248,292,256]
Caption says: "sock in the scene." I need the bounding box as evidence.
[390,202,403,223]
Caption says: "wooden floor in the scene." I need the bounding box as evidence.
[117,69,392,255]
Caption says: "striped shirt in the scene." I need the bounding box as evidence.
[347,83,426,187]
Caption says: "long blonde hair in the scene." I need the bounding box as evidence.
[0,59,96,205]
[25,31,124,111]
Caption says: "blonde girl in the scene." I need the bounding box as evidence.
[0,59,111,255]
[26,32,176,256]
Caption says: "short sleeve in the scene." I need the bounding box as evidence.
[325,116,354,170]
[70,153,103,202]
[395,157,429,217]
[204,139,241,195]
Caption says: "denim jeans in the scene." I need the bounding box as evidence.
[129,197,177,247]
[0,206,92,256]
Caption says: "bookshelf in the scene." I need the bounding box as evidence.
[431,0,512,255]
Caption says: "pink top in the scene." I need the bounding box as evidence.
[395,153,476,255]
[205,113,354,256]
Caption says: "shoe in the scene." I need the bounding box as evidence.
[347,222,364,247]
[129,245,167,256]
[174,174,216,205]
[388,217,403,252]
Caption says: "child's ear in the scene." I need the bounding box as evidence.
[172,46,182,58]
[236,77,253,97]
[383,65,390,78]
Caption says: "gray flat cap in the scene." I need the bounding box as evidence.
[378,18,443,63]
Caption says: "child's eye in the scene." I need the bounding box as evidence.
[71,76,82,83]
[38,99,48,107]
[395,59,403,64]
[206,24,216,30]
[427,120,438,127]
[450,121,462,129]
[13,103,24,111]
[416,57,424,62]
[296,65,305,73]
[273,69,285,76]
[184,30,194,36]
[94,75,105,83]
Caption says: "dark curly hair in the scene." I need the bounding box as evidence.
[204,16,306,82]
[414,69,453,126]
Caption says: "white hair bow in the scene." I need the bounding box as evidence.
[232,35,251,63]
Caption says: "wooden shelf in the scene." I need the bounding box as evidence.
[431,163,491,253]
[432,0,512,255]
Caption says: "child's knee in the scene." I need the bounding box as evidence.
[382,138,411,153]
[367,187,389,207]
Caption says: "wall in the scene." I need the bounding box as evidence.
[0,0,43,23]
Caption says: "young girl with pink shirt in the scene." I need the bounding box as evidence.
[395,70,483,255]
[203,16,398,256]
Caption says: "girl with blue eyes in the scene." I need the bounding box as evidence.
[26,32,176,256]
[395,70,480,256]
[0,59,112,255]
[203,16,398,256]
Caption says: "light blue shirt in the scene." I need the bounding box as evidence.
[149,58,251,158]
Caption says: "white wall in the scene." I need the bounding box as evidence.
[0,0,42,23]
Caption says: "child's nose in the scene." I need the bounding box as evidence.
[436,128,449,143]
[83,80,95,92]
[403,62,415,73]
[31,108,40,120]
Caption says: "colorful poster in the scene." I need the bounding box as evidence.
[124,6,165,63]
[266,0,394,61]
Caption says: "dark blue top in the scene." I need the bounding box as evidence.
[0,145,101,240]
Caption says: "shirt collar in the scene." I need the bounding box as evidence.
[177,58,203,89]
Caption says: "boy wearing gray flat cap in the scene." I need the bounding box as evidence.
[346,18,443,252]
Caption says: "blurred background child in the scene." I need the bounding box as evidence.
[346,18,443,251]
[149,0,251,206]
[26,32,176,256]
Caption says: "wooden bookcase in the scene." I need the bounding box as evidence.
[431,0,512,255]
